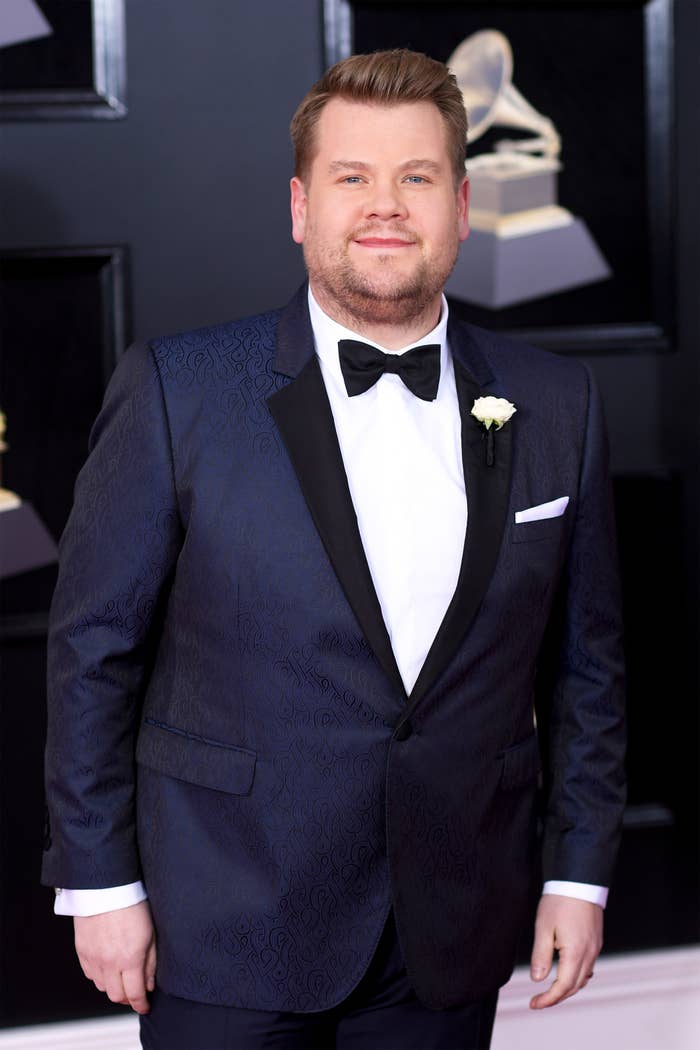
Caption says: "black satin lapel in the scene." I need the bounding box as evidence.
[267,356,406,701]
[408,360,513,707]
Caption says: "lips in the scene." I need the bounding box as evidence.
[354,237,414,247]
[350,227,418,249]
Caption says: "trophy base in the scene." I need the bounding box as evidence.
[446,216,611,309]
[0,500,58,579]
[0,488,21,512]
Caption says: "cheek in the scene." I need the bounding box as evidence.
[308,208,353,249]
[431,210,463,249]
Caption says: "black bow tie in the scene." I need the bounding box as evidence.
[337,339,441,401]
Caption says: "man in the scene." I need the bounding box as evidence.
[43,50,625,1049]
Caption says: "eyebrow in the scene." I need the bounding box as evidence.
[327,161,371,174]
[327,158,444,175]
[399,158,443,174]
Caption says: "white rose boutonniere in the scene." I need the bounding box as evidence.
[471,396,516,430]
[471,396,516,466]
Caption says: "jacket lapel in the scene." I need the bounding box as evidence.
[266,287,406,701]
[266,288,514,711]
[407,317,514,709]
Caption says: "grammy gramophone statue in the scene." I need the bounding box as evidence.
[0,411,21,512]
[445,29,611,309]
[0,410,58,579]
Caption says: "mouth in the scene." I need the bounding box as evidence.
[352,237,416,249]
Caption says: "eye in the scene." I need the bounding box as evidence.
[404,175,428,184]
[342,176,364,184]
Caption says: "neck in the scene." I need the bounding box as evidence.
[309,282,443,351]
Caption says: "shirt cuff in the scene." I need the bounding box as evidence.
[54,881,148,917]
[542,880,608,908]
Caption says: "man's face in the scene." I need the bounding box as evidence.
[290,98,469,330]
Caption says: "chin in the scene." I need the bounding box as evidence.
[307,247,449,323]
[350,262,424,296]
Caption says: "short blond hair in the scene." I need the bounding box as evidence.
[290,49,468,185]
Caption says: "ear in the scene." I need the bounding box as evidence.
[457,176,470,242]
[290,176,308,244]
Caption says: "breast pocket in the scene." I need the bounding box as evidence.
[512,516,566,543]
[512,496,570,543]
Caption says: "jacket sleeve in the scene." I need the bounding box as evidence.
[42,342,183,889]
[537,363,626,887]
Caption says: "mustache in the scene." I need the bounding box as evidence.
[348,225,420,244]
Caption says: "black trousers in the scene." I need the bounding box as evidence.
[140,910,498,1050]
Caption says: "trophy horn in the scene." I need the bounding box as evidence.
[448,30,561,157]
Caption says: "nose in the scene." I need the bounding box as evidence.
[363,180,408,221]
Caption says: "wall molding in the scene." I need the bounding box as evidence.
[0,946,698,1050]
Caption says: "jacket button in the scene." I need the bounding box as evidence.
[395,720,413,741]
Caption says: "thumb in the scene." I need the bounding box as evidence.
[530,922,555,982]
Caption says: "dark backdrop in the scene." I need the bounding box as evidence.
[0,0,698,1028]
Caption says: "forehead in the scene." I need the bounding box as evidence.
[312,98,451,166]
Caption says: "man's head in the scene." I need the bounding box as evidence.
[291,49,468,189]
[289,51,470,342]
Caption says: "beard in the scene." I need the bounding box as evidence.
[303,224,459,330]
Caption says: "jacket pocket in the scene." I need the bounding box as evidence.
[136,718,256,795]
[499,732,541,789]
[512,517,565,544]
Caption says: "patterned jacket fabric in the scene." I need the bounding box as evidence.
[42,284,625,1011]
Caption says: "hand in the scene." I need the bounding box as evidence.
[529,894,603,1009]
[74,900,156,1014]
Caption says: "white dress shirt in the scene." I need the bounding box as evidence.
[55,288,606,915]
[311,288,465,696]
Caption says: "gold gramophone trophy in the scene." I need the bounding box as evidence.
[0,410,58,578]
[445,29,611,309]
[0,411,21,512]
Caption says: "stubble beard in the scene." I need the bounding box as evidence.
[305,229,459,330]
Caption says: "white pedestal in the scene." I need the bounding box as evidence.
[446,216,611,309]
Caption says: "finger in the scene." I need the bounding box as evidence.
[83,961,106,993]
[573,952,599,994]
[76,954,95,982]
[104,971,129,1006]
[530,976,571,1010]
[77,953,119,999]
[530,922,555,982]
[564,941,600,997]
[145,942,157,993]
[122,967,151,1015]
[530,948,580,1009]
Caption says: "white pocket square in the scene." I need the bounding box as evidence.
[515,496,569,524]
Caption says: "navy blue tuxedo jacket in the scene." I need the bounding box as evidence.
[43,284,625,1012]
